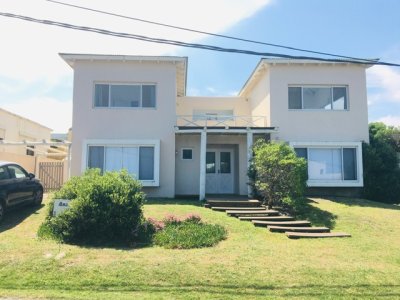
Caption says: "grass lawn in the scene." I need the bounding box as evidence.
[0,196,399,299]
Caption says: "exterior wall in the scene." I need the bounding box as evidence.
[247,70,271,127]
[71,60,177,197]
[175,134,248,196]
[268,64,369,143]
[0,109,52,155]
[176,96,250,116]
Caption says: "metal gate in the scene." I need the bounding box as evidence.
[38,161,64,192]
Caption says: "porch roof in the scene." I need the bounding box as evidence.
[174,126,277,134]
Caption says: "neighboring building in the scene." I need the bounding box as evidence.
[61,53,371,199]
[0,108,52,156]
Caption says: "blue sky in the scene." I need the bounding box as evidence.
[0,0,399,132]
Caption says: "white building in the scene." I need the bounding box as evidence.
[61,54,370,199]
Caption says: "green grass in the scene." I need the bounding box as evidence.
[0,196,400,299]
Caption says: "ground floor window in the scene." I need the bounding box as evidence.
[292,142,362,187]
[84,139,159,186]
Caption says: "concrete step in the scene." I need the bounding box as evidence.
[286,232,351,239]
[268,226,330,233]
[206,199,261,207]
[227,210,280,217]
[252,220,311,227]
[239,215,294,221]
[211,206,266,212]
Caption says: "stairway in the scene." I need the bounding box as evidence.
[206,198,351,239]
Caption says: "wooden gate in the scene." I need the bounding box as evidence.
[39,161,64,192]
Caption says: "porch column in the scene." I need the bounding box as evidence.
[199,130,207,201]
[247,131,253,198]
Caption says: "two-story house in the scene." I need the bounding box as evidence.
[61,54,370,199]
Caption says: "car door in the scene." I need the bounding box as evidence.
[6,165,35,205]
[0,166,14,207]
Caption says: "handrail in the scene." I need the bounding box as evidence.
[176,115,267,128]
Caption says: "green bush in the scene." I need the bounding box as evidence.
[363,123,400,204]
[153,215,227,249]
[38,169,147,246]
[249,140,307,208]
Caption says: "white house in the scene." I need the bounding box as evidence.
[61,53,370,199]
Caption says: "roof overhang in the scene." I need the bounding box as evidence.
[59,53,188,97]
[239,58,376,97]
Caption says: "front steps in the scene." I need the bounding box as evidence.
[206,198,350,239]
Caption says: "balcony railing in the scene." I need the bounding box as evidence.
[176,115,267,128]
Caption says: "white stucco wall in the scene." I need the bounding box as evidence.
[70,60,178,197]
[268,64,369,143]
[247,70,271,127]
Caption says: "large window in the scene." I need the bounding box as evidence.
[293,143,362,187]
[289,86,348,110]
[87,144,156,182]
[94,83,156,108]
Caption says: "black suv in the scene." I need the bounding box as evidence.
[0,161,43,223]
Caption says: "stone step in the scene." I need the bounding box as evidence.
[239,215,294,221]
[286,232,351,239]
[206,199,261,207]
[268,226,330,233]
[227,210,280,217]
[211,206,266,211]
[252,220,311,227]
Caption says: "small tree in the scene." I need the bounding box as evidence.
[249,140,307,208]
[363,122,400,203]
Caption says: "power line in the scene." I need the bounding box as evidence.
[1,11,399,67]
[46,0,378,63]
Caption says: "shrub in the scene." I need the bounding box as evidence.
[152,214,227,249]
[38,169,147,246]
[249,140,307,208]
[363,123,400,203]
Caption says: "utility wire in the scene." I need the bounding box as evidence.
[1,12,399,67]
[46,0,377,63]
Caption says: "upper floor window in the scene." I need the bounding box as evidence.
[289,86,348,110]
[94,83,156,108]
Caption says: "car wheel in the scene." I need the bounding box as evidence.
[33,189,43,206]
[0,201,5,224]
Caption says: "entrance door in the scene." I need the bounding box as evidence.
[206,149,234,194]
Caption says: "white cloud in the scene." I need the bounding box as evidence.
[367,65,400,105]
[2,98,72,133]
[0,0,272,81]
[374,115,400,128]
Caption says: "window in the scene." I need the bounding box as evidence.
[0,167,10,181]
[8,165,27,179]
[293,146,358,184]
[289,86,348,110]
[0,128,5,140]
[206,152,216,173]
[182,148,193,160]
[26,145,35,156]
[88,145,155,181]
[94,83,156,108]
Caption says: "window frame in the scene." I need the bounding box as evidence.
[93,82,157,109]
[82,139,160,187]
[290,141,363,187]
[181,148,193,160]
[288,85,349,111]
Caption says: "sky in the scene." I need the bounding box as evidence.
[0,0,399,133]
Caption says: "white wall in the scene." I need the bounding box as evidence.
[247,70,271,127]
[268,64,369,143]
[71,60,178,197]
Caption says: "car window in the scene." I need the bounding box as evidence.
[0,166,10,181]
[8,165,27,179]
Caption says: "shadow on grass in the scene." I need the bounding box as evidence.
[0,204,43,233]
[289,198,337,228]
[145,198,203,206]
[323,196,400,211]
[1,282,399,298]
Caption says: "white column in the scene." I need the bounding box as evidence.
[199,130,207,201]
[247,131,253,198]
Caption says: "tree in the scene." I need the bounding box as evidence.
[363,122,400,204]
[249,140,307,209]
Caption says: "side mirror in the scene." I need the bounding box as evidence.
[28,173,35,180]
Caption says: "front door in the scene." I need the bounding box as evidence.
[206,149,234,194]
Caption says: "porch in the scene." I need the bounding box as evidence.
[175,115,276,200]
